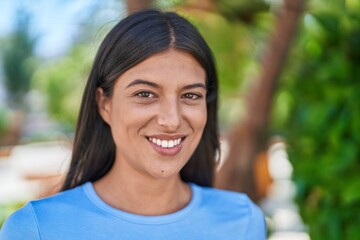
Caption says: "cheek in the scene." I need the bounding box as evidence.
[109,105,156,144]
[108,106,136,140]
[197,110,207,131]
[185,104,207,132]
[110,102,149,125]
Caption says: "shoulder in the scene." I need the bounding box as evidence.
[0,183,88,240]
[193,184,266,238]
[27,183,93,224]
[0,202,40,240]
[195,184,257,210]
[30,183,87,210]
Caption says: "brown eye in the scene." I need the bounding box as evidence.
[182,93,202,100]
[136,91,155,98]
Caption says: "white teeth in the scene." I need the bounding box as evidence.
[148,137,182,148]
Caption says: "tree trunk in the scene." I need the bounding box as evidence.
[126,0,155,14]
[215,0,305,202]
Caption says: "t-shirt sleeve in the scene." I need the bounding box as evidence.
[246,199,267,240]
[0,202,40,240]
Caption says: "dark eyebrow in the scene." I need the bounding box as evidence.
[125,79,160,89]
[182,83,207,90]
[125,79,206,91]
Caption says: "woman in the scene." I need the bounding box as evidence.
[0,9,266,239]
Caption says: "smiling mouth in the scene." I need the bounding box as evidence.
[147,137,184,148]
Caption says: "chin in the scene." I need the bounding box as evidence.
[148,166,183,180]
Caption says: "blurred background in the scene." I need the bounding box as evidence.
[1,0,359,239]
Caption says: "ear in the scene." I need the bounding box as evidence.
[96,87,111,125]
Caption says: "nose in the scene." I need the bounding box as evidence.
[157,97,181,131]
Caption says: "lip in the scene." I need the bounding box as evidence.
[146,134,186,157]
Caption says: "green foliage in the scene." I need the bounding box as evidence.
[28,2,114,132]
[1,9,37,108]
[156,0,186,8]
[32,46,93,131]
[272,1,360,239]
[213,0,270,24]
[0,105,10,136]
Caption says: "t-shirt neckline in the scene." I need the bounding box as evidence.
[83,181,201,225]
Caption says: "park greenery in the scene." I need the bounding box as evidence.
[31,45,91,131]
[1,9,37,109]
[0,8,37,144]
[271,1,360,239]
[1,0,359,239]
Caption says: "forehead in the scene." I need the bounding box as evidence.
[116,50,206,87]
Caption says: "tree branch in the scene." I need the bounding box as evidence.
[215,0,305,202]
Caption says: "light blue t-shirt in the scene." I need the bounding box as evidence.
[0,182,266,239]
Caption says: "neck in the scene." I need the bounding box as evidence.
[93,164,191,216]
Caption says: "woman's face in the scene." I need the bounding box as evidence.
[97,50,207,181]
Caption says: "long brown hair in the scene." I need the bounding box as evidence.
[62,9,219,191]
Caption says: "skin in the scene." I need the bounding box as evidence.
[94,50,207,216]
